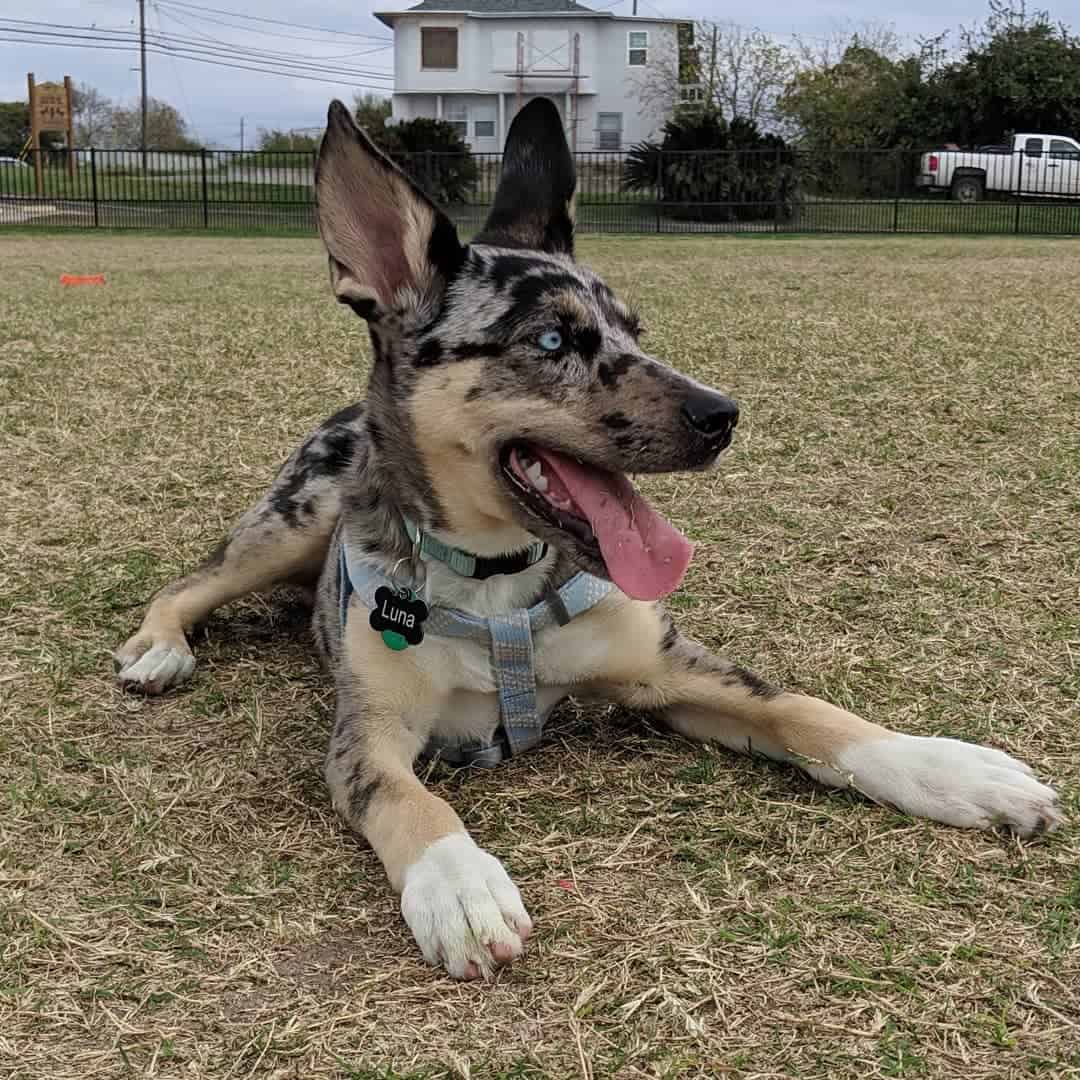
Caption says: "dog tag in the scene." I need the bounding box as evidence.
[370,586,428,651]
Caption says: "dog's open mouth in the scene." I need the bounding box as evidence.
[501,443,694,601]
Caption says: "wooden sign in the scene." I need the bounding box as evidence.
[34,81,70,131]
[26,73,77,194]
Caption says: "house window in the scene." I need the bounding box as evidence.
[444,102,468,139]
[628,30,648,66]
[678,84,705,106]
[474,120,495,138]
[596,112,622,150]
[422,27,458,69]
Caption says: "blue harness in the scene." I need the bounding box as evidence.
[338,538,613,767]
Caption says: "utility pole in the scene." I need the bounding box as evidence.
[139,0,148,171]
[632,1,637,13]
[240,116,245,153]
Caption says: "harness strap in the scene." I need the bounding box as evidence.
[337,537,614,765]
[488,609,539,756]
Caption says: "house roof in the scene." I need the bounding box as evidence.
[405,0,597,11]
[374,0,679,26]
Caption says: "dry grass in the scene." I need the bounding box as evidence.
[1,233,1078,1080]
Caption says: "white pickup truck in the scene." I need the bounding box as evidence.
[916,133,1080,201]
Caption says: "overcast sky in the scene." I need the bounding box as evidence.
[3,0,1078,147]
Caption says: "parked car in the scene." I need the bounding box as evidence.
[916,134,1080,201]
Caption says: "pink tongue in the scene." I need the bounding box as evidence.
[532,448,694,601]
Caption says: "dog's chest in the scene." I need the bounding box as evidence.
[427,613,625,743]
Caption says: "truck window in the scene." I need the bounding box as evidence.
[1024,137,1044,158]
[1050,139,1079,160]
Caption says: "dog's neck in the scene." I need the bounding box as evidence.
[343,420,576,616]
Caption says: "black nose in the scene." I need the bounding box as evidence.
[681,389,739,443]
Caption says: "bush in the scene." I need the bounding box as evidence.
[376,118,478,205]
[623,111,801,223]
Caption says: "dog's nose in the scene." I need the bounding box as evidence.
[681,389,739,442]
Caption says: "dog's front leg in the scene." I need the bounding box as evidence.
[617,621,1061,836]
[324,633,532,980]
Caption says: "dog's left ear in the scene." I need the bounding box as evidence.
[315,99,464,318]
[475,97,576,256]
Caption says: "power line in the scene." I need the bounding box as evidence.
[151,2,197,138]
[153,0,393,50]
[153,0,391,42]
[153,5,393,64]
[0,31,395,89]
[1,22,394,80]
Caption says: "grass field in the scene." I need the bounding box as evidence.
[1,234,1078,1079]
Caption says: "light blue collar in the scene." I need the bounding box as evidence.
[402,517,548,580]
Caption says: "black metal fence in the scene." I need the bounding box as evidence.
[3,145,1079,235]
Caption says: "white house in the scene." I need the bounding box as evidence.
[374,0,681,153]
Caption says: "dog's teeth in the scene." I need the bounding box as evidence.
[533,474,549,493]
[525,461,542,481]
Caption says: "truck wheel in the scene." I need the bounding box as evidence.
[951,176,984,203]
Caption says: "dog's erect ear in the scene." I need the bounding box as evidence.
[475,97,576,256]
[316,100,464,318]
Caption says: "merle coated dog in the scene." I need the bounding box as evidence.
[115,99,1061,980]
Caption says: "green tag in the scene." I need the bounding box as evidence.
[381,630,409,651]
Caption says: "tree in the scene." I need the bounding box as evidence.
[257,128,320,152]
[70,83,113,146]
[353,93,391,139]
[0,101,61,157]
[631,20,798,131]
[778,43,931,148]
[779,3,1080,151]
[375,118,478,205]
[109,98,199,149]
[931,2,1080,145]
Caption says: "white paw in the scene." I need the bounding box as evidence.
[114,637,196,695]
[836,734,1062,837]
[401,833,532,980]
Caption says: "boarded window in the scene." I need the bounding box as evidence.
[422,27,458,69]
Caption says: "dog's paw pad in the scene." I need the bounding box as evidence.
[115,642,195,695]
[402,833,532,981]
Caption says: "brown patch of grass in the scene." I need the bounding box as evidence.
[1,234,1077,1079]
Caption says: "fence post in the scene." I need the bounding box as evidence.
[893,149,901,233]
[774,146,782,233]
[90,148,99,229]
[654,149,662,234]
[201,148,209,229]
[1013,149,1022,234]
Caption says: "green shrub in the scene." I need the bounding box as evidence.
[623,112,801,223]
[376,118,478,205]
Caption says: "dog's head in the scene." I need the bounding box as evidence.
[315,98,738,601]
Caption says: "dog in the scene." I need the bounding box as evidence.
[114,98,1061,980]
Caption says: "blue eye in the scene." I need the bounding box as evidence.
[538,330,563,352]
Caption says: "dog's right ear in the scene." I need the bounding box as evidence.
[315,100,464,319]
